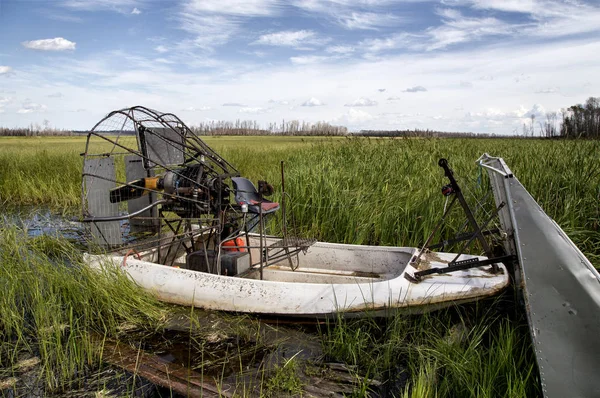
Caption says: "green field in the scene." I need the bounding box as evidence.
[1,135,599,396]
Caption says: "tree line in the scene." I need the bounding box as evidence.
[1,97,598,138]
[0,121,73,136]
[189,119,348,136]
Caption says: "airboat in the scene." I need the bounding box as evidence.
[80,106,511,317]
[81,106,600,396]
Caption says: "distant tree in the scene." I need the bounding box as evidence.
[561,97,600,138]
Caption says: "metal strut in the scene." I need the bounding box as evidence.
[438,158,494,258]
[406,255,516,283]
[407,158,506,283]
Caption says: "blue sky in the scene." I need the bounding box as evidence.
[0,0,599,134]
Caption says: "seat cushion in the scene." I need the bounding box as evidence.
[249,200,280,212]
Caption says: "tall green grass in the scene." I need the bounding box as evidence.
[0,226,165,391]
[4,136,596,262]
[0,137,83,210]
[320,297,538,397]
[1,135,598,396]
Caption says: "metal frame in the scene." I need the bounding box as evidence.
[407,157,509,282]
[81,106,315,279]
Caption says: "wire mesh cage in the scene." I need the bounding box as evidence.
[81,106,241,259]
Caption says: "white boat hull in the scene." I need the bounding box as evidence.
[85,239,509,318]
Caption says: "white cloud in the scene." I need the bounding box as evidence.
[454,0,600,39]
[535,87,558,94]
[359,33,418,54]
[61,0,140,13]
[48,92,63,98]
[222,102,246,107]
[378,88,386,92]
[154,58,174,64]
[345,97,378,107]
[0,66,13,75]
[176,0,281,50]
[294,0,406,32]
[239,107,268,114]
[426,8,517,50]
[290,55,330,65]
[4,24,599,134]
[183,0,280,16]
[254,30,325,47]
[182,106,211,111]
[387,96,401,101]
[302,97,325,107]
[468,0,538,14]
[337,11,400,30]
[334,108,374,126]
[131,7,141,14]
[178,14,237,50]
[22,38,76,51]
[404,86,427,93]
[155,45,168,53]
[43,11,83,23]
[17,101,47,114]
[465,104,546,123]
[359,8,521,54]
[268,99,290,105]
[326,45,355,55]
[0,97,11,113]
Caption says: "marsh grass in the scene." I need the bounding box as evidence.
[319,296,538,397]
[0,226,165,392]
[2,136,598,265]
[1,135,598,396]
[263,355,304,397]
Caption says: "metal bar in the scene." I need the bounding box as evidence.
[412,195,458,264]
[281,161,287,236]
[280,161,297,270]
[259,204,264,281]
[243,213,253,267]
[439,158,493,258]
[82,200,167,222]
[448,202,505,271]
[428,228,500,250]
[411,254,515,280]
[162,219,182,266]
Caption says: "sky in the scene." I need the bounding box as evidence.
[0,0,599,134]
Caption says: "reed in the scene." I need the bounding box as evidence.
[0,226,165,392]
[319,297,538,397]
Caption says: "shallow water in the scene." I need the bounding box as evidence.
[1,207,85,242]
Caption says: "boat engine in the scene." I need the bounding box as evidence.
[109,163,230,218]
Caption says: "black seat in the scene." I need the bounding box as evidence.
[231,177,279,214]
